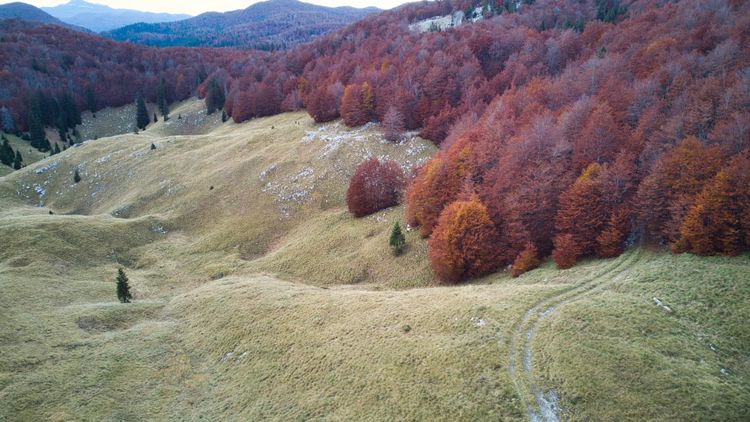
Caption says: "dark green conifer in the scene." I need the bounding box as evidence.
[13,150,22,169]
[0,139,13,166]
[85,87,97,117]
[116,268,133,303]
[389,222,406,256]
[157,78,169,120]
[28,95,46,150]
[206,79,225,115]
[73,168,81,183]
[135,94,149,130]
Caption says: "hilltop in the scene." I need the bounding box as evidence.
[0,102,748,419]
[0,2,85,30]
[104,0,379,49]
[42,0,191,32]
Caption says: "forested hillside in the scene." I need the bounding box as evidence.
[104,0,378,50]
[1,0,748,281]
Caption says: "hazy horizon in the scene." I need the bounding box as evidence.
[5,0,407,16]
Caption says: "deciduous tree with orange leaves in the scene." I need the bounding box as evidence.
[675,156,750,255]
[428,196,500,283]
[511,243,541,278]
[553,163,608,264]
[340,82,374,127]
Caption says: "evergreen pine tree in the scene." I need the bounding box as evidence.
[135,94,149,130]
[389,222,406,256]
[153,112,158,123]
[116,268,133,303]
[150,143,156,150]
[157,78,169,120]
[28,95,46,150]
[59,91,81,129]
[53,144,61,155]
[73,168,81,183]
[221,110,228,122]
[13,150,23,170]
[206,79,225,115]
[0,139,13,166]
[85,87,97,118]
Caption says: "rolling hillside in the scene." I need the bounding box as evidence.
[104,0,379,49]
[0,101,748,420]
[42,0,191,32]
[0,1,82,30]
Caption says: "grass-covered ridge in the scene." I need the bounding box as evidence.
[0,102,748,420]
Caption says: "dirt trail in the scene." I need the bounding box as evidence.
[508,249,643,421]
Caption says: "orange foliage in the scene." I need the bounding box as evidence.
[511,243,541,278]
[428,196,500,283]
[676,156,750,255]
[551,234,578,270]
[554,163,608,261]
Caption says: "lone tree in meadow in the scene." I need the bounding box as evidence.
[116,268,133,303]
[389,222,406,256]
[73,168,81,183]
[135,94,149,130]
[346,158,405,217]
[13,150,23,170]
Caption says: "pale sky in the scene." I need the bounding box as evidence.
[12,0,408,16]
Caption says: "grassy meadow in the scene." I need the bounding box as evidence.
[0,99,747,420]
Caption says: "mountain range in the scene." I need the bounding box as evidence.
[41,0,191,32]
[104,0,379,49]
[0,2,77,28]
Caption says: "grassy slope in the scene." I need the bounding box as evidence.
[0,100,748,420]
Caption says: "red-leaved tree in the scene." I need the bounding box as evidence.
[346,158,405,217]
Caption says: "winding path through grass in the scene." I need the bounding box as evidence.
[508,248,644,421]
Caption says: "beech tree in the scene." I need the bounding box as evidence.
[346,158,405,217]
[428,196,500,283]
[382,106,405,142]
[511,243,541,278]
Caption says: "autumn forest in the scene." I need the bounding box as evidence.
[1,0,749,282]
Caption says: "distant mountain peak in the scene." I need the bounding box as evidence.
[42,0,191,32]
[105,0,379,50]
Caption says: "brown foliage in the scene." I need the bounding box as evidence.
[511,243,541,278]
[346,158,405,218]
[554,163,608,259]
[428,196,500,283]
[676,156,750,255]
[552,234,578,270]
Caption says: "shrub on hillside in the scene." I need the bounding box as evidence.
[428,196,500,283]
[511,243,540,278]
[346,158,405,218]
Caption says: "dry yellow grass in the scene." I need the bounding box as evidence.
[1,99,748,420]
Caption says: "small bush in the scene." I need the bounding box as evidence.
[511,243,541,277]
